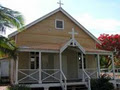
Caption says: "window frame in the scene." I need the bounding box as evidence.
[55,19,64,30]
[29,52,39,69]
[78,53,86,69]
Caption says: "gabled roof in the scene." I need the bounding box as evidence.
[8,7,100,44]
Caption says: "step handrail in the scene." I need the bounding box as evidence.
[83,69,91,90]
[60,71,67,90]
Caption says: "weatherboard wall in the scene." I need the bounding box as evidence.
[15,11,96,49]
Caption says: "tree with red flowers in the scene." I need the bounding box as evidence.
[97,34,120,68]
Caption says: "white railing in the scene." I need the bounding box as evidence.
[41,69,67,90]
[100,68,113,73]
[100,68,114,79]
[18,69,67,90]
[18,69,39,83]
[83,69,91,90]
[60,70,67,90]
[85,68,98,79]
[79,68,98,79]
[41,69,60,82]
[100,68,120,79]
[114,68,120,79]
[82,68,120,79]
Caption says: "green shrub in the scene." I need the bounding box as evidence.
[7,85,31,90]
[91,74,114,90]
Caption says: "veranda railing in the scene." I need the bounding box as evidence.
[18,69,67,85]
[18,69,39,83]
[83,69,91,90]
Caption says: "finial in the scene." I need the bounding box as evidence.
[57,0,63,7]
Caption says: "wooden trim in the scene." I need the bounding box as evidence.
[74,39,85,54]
[19,49,59,53]
[97,54,100,78]
[81,54,85,82]
[86,52,113,55]
[111,54,115,80]
[15,57,18,84]
[0,62,1,79]
[77,53,80,79]
[22,82,86,88]
[60,39,72,53]
[10,59,14,84]
[39,51,42,83]
[29,52,31,70]
[60,38,85,53]
[59,52,62,81]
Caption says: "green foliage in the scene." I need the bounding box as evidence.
[0,5,24,59]
[0,36,17,60]
[91,74,114,90]
[0,5,24,33]
[100,56,112,68]
[7,85,31,90]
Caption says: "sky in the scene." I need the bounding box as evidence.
[0,0,120,37]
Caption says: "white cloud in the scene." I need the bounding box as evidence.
[75,14,120,37]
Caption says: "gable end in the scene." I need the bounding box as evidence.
[8,7,100,44]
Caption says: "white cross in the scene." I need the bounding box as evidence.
[57,0,63,7]
[69,28,78,40]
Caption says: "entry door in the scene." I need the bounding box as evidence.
[1,61,9,77]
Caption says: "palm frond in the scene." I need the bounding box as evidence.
[0,36,17,60]
[0,5,24,33]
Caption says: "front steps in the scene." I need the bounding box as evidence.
[25,82,88,90]
[31,85,88,90]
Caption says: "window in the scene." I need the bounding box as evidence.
[55,19,64,29]
[30,52,39,69]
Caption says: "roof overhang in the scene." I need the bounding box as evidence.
[85,48,113,55]
[18,43,61,53]
[17,41,112,55]
[17,39,85,54]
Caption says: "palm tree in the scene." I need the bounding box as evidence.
[0,5,24,60]
[0,5,24,32]
[0,35,17,60]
